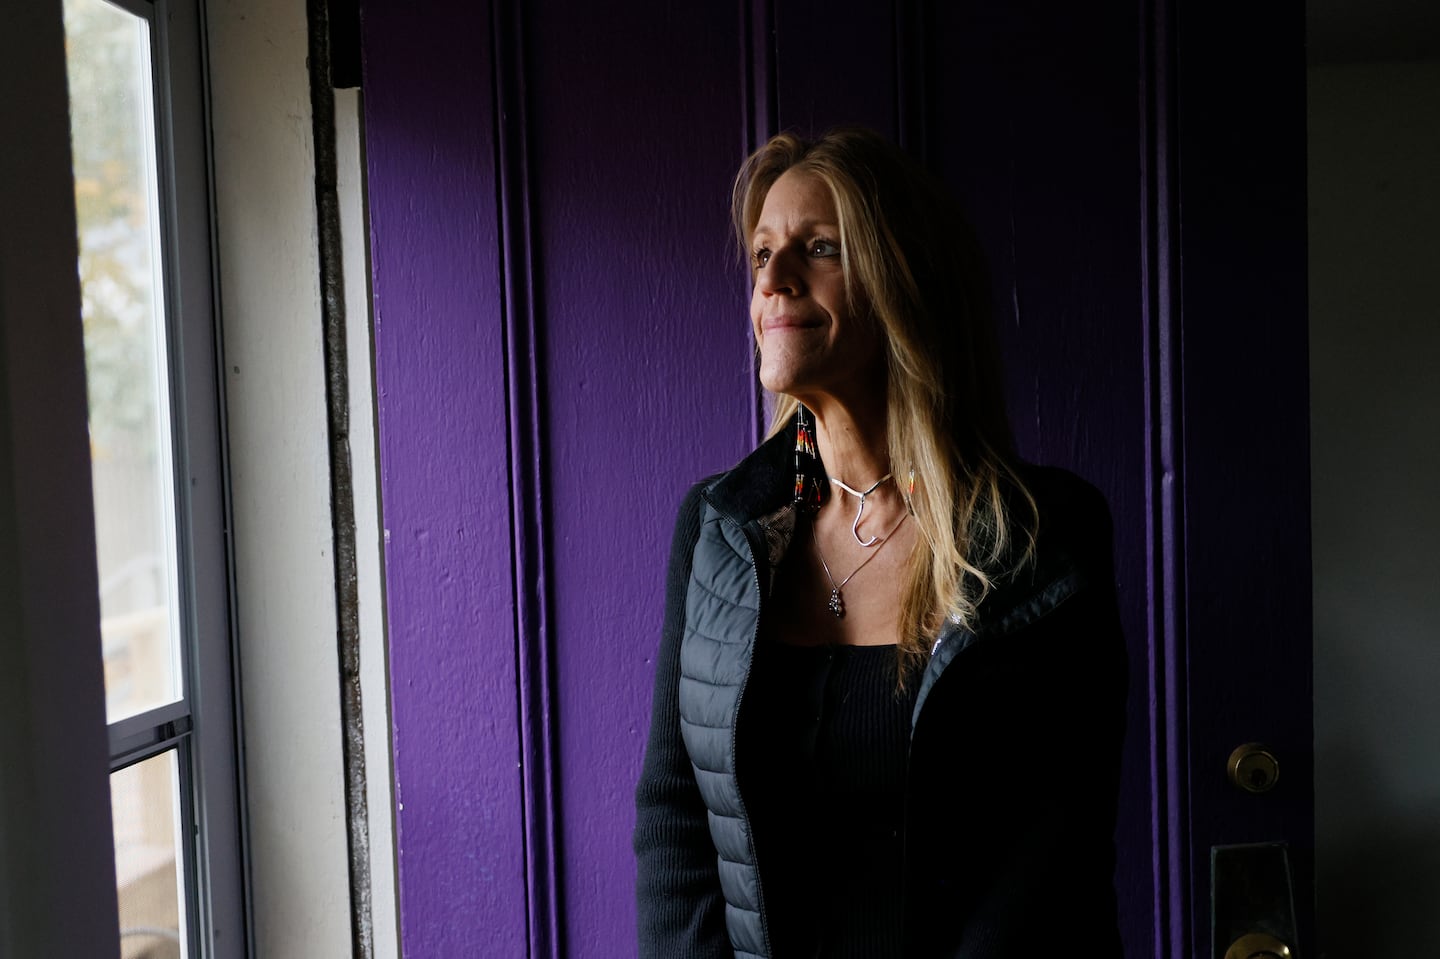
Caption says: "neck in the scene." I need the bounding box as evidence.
[806,396,889,488]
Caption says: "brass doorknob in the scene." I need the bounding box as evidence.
[1227,743,1280,793]
[1224,931,1292,959]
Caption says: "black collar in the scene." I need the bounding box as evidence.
[701,415,800,527]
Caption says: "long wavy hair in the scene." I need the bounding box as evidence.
[732,127,1036,671]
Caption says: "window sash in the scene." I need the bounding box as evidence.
[65,0,249,955]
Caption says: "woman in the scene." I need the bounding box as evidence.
[634,128,1126,958]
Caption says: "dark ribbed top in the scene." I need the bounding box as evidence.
[738,640,919,958]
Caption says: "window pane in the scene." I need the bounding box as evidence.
[64,0,184,722]
[112,751,189,959]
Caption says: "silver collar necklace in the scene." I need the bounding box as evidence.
[828,473,893,547]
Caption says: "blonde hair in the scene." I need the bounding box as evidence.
[732,127,1036,673]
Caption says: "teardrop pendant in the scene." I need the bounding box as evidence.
[827,587,845,618]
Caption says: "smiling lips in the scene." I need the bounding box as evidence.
[760,313,824,333]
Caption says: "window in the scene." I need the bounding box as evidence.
[63,0,248,954]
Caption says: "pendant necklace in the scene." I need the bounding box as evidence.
[813,511,910,618]
[829,473,893,547]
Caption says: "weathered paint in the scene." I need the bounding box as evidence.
[337,84,401,959]
[207,0,355,954]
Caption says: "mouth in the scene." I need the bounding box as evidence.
[761,314,823,333]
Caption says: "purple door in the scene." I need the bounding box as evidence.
[1159,4,1313,956]
[360,1,1311,956]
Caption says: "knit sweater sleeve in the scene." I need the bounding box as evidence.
[634,482,732,958]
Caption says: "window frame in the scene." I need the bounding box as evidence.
[70,0,251,954]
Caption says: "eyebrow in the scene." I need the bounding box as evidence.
[751,220,840,240]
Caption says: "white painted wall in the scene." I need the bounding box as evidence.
[207,3,398,956]
[1309,58,1440,957]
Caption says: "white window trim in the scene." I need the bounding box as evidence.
[205,0,399,955]
[337,84,403,957]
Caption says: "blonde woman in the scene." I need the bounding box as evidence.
[635,128,1126,958]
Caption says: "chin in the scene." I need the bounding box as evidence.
[758,370,808,398]
[758,355,817,398]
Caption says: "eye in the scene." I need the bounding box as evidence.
[752,247,772,269]
[809,238,840,258]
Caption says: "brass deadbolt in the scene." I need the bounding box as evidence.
[1223,931,1293,959]
[1227,743,1280,794]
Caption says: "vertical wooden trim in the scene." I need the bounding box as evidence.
[212,0,360,948]
[893,0,932,165]
[1140,0,1189,956]
[305,0,374,955]
[741,0,777,155]
[741,0,777,444]
[492,2,563,955]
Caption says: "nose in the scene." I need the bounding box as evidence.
[756,247,802,297]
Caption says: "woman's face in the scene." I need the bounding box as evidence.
[749,169,883,408]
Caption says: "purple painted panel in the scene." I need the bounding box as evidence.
[361,2,529,956]
[924,3,1153,953]
[523,2,752,953]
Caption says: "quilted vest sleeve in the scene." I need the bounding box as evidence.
[678,506,769,958]
[634,484,733,958]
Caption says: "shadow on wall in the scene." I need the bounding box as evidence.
[1308,55,1440,959]
[1315,745,1440,957]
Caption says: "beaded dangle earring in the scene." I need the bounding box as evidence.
[793,405,823,511]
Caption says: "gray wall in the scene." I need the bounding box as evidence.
[1309,58,1440,956]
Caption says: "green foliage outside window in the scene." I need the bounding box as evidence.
[64,0,164,460]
